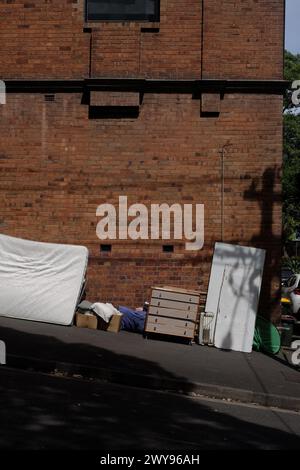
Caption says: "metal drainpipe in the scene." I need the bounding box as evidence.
[219,143,232,242]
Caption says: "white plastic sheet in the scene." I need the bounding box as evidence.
[0,234,88,325]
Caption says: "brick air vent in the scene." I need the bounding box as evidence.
[44,94,55,102]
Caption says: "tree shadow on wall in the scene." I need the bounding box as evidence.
[244,167,282,321]
[203,167,282,354]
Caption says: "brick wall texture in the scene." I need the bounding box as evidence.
[0,0,284,320]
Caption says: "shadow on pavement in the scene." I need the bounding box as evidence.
[0,326,299,450]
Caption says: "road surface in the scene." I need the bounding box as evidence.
[0,367,300,450]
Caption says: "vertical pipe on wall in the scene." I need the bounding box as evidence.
[221,147,225,242]
[219,143,232,242]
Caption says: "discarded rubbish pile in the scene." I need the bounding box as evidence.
[0,235,281,355]
[143,243,268,354]
[142,242,283,355]
[75,301,147,334]
[76,301,123,333]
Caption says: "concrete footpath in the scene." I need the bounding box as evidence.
[0,316,300,411]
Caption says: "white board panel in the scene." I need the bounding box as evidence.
[203,243,265,353]
[0,234,88,325]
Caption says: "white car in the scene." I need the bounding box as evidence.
[283,274,300,317]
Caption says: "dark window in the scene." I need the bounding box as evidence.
[86,0,159,22]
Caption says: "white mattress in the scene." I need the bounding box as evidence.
[0,234,88,326]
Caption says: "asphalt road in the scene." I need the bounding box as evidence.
[0,367,300,450]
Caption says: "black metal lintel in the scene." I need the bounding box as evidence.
[4,78,289,95]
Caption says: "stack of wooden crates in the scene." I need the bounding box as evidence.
[144,286,207,343]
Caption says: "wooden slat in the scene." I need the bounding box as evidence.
[151,289,200,304]
[150,298,199,313]
[147,314,195,331]
[148,306,198,322]
[151,286,201,296]
[145,322,195,339]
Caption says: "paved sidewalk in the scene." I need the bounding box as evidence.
[0,316,300,411]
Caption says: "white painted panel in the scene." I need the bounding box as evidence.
[214,266,262,352]
[201,243,265,352]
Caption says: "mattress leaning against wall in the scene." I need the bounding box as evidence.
[0,234,89,326]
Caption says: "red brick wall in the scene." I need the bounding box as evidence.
[0,0,284,320]
[0,0,89,79]
[0,0,284,80]
[202,0,284,80]
[90,0,202,78]
[0,93,282,318]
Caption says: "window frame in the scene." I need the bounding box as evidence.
[85,0,160,22]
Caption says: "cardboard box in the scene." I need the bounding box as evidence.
[98,314,123,333]
[75,312,98,330]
